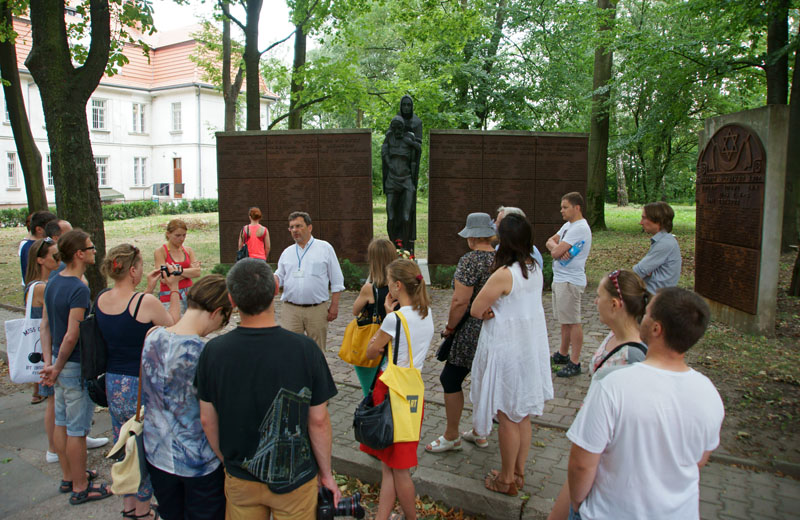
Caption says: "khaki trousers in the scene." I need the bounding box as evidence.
[279,301,329,351]
[224,472,316,520]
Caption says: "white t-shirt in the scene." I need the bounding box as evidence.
[552,218,592,287]
[379,306,434,372]
[567,363,724,520]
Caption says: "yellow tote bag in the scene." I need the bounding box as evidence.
[379,311,425,443]
[338,287,382,368]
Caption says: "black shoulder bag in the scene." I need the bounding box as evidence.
[436,308,470,362]
[594,341,648,372]
[236,225,250,262]
[353,314,401,450]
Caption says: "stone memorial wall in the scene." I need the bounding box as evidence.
[428,130,588,265]
[216,130,373,263]
[696,106,789,334]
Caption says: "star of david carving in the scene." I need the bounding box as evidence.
[720,128,738,161]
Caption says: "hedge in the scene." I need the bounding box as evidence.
[0,199,219,228]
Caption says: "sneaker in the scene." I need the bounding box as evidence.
[551,352,570,365]
[86,436,109,450]
[46,451,59,463]
[556,361,581,378]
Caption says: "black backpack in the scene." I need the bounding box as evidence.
[79,288,111,381]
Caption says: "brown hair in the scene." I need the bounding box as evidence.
[249,207,262,221]
[387,258,430,318]
[368,238,396,288]
[187,274,233,326]
[649,287,710,354]
[603,269,649,322]
[643,201,675,233]
[562,192,584,213]
[165,219,188,239]
[101,244,142,281]
[25,238,56,283]
[57,229,90,264]
[288,211,312,225]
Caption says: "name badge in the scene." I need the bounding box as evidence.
[293,269,305,278]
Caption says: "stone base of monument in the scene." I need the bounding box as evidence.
[417,258,431,285]
[696,105,789,335]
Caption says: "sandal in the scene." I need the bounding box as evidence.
[59,469,98,493]
[484,472,518,496]
[69,482,113,505]
[425,435,462,453]
[31,395,46,405]
[488,469,524,489]
[123,506,159,519]
[462,429,489,448]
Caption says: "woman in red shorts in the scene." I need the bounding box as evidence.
[363,259,434,520]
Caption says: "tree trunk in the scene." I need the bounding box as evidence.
[25,0,109,296]
[0,5,47,212]
[790,248,800,296]
[243,0,263,131]
[586,0,616,230]
[288,22,306,129]
[783,22,800,254]
[766,0,789,105]
[615,155,628,206]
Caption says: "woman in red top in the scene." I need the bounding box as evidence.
[154,219,201,313]
[237,207,270,261]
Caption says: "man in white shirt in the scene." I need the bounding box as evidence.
[546,192,592,377]
[275,211,345,351]
[565,287,724,520]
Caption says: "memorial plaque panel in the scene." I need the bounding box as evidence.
[481,179,535,218]
[314,220,371,263]
[318,177,372,220]
[533,224,561,255]
[695,124,765,315]
[695,240,759,314]
[535,137,587,180]
[266,178,319,221]
[219,221,242,264]
[217,136,267,179]
[533,180,585,223]
[267,134,319,178]
[218,178,268,218]
[696,183,763,249]
[429,134,483,179]
[318,134,371,177]
[429,177,485,221]
[266,220,293,264]
[429,221,471,265]
[483,136,535,179]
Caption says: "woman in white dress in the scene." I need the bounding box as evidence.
[470,213,553,496]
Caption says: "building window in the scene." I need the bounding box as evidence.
[3,99,9,123]
[91,99,107,130]
[133,157,147,186]
[46,154,54,187]
[94,156,108,186]
[171,102,182,132]
[132,102,146,133]
[7,152,18,188]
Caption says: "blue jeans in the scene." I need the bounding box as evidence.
[54,361,94,437]
[569,504,583,520]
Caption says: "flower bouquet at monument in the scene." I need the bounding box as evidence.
[395,239,415,261]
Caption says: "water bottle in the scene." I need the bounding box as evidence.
[558,240,585,267]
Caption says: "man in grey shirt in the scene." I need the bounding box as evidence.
[633,202,681,294]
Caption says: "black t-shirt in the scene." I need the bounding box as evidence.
[195,326,337,493]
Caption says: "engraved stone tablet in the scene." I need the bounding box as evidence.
[429,133,483,179]
[695,124,766,315]
[318,134,372,178]
[483,136,535,179]
[267,134,319,178]
[535,137,588,180]
[217,136,267,179]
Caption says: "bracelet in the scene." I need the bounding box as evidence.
[444,325,455,332]
[169,290,182,299]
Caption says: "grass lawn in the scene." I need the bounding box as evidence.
[0,200,796,465]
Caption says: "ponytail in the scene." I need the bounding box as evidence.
[387,258,430,319]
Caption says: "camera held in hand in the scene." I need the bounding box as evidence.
[160,264,183,277]
[317,486,365,520]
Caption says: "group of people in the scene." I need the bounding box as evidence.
[19,188,719,520]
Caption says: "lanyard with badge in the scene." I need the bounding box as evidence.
[293,238,314,278]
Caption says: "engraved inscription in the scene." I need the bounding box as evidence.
[428,177,484,221]
[217,136,267,179]
[318,134,371,177]
[318,177,372,220]
[267,135,319,178]
[429,134,482,179]
[428,221,471,265]
[696,184,763,249]
[218,179,268,217]
[266,177,319,221]
[483,136,535,179]
[481,179,535,217]
[695,240,759,314]
[314,220,371,263]
[535,138,588,180]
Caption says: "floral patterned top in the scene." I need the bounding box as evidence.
[141,327,220,477]
[448,249,495,368]
[589,331,648,380]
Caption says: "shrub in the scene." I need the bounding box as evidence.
[429,264,457,289]
[339,258,368,291]
[541,255,553,291]
[102,201,159,220]
[210,263,233,277]
[190,198,218,213]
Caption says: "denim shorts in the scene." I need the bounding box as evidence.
[54,361,94,437]
[569,504,583,520]
[38,383,54,397]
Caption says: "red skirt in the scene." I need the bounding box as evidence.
[359,373,424,469]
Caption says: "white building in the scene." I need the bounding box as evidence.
[1,17,276,206]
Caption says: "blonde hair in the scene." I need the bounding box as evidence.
[368,238,396,288]
[165,219,188,239]
[26,238,56,283]
[387,258,430,318]
[101,244,142,281]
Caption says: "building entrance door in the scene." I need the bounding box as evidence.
[173,158,183,199]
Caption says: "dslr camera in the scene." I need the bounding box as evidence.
[317,486,365,520]
[160,264,183,277]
